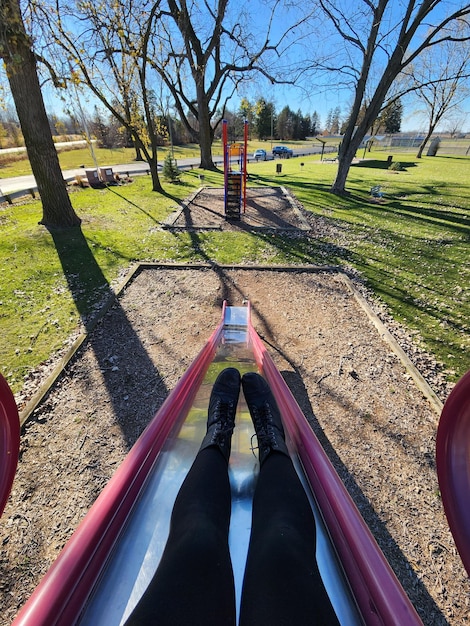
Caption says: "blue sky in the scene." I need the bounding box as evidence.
[3,0,469,135]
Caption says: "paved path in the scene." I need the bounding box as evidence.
[0,146,332,202]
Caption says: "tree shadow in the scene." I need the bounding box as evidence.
[167,218,277,333]
[104,185,181,226]
[168,181,351,267]
[49,226,167,448]
[278,174,469,239]
[352,159,417,170]
[281,369,450,626]
[384,190,470,236]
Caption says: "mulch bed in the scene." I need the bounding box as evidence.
[163,186,310,231]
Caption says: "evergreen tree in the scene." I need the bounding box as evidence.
[298,111,311,140]
[293,109,303,139]
[162,152,180,182]
[310,111,320,135]
[380,100,403,134]
[330,106,341,134]
[325,109,333,133]
[276,106,292,139]
[255,99,275,140]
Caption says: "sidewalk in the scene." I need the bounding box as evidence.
[0,157,219,203]
[0,162,152,203]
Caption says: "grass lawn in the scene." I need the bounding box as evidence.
[1,151,468,394]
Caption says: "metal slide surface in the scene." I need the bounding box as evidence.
[13,304,422,625]
[79,305,359,625]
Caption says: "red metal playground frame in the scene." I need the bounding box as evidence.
[0,374,20,519]
[222,119,248,217]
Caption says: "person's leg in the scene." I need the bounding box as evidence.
[125,368,241,626]
[239,372,339,626]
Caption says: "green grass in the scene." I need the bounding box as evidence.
[251,153,469,380]
[1,151,469,394]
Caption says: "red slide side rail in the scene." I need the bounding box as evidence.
[436,369,470,577]
[13,307,226,626]
[0,374,20,518]
[248,321,423,626]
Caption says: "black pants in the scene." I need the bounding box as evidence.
[125,448,340,625]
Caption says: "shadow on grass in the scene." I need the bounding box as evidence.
[384,198,470,236]
[49,226,167,448]
[270,174,469,237]
[166,204,280,340]
[169,181,351,267]
[352,159,417,170]
[105,184,182,226]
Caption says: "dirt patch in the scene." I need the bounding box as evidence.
[164,186,310,231]
[0,266,467,625]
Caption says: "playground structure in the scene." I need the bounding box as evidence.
[0,300,469,624]
[222,119,248,219]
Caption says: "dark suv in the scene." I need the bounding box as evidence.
[272,145,293,158]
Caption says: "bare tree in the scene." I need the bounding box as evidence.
[406,38,470,157]
[31,0,310,173]
[309,0,470,194]
[148,0,309,169]
[32,0,166,192]
[0,0,81,228]
[443,111,468,138]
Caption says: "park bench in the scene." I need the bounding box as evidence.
[85,169,105,188]
[99,167,118,185]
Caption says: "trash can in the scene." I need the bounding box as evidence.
[276,163,282,174]
[387,155,393,165]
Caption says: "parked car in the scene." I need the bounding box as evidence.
[253,149,267,161]
[272,145,293,158]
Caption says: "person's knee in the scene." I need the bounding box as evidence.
[172,520,228,564]
[252,522,316,570]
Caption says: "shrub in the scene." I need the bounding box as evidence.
[162,153,180,182]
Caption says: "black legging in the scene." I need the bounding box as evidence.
[125,448,339,626]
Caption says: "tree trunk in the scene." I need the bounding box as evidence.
[132,134,163,193]
[198,127,216,170]
[0,0,81,228]
[196,85,216,170]
[331,152,354,195]
[134,145,145,161]
[148,158,163,192]
[330,138,361,195]
[416,125,435,158]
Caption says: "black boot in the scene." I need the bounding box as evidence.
[242,372,289,466]
[199,367,241,462]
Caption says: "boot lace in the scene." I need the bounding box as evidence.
[249,403,278,457]
[209,398,235,443]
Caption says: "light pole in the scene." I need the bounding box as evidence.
[271,105,273,149]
